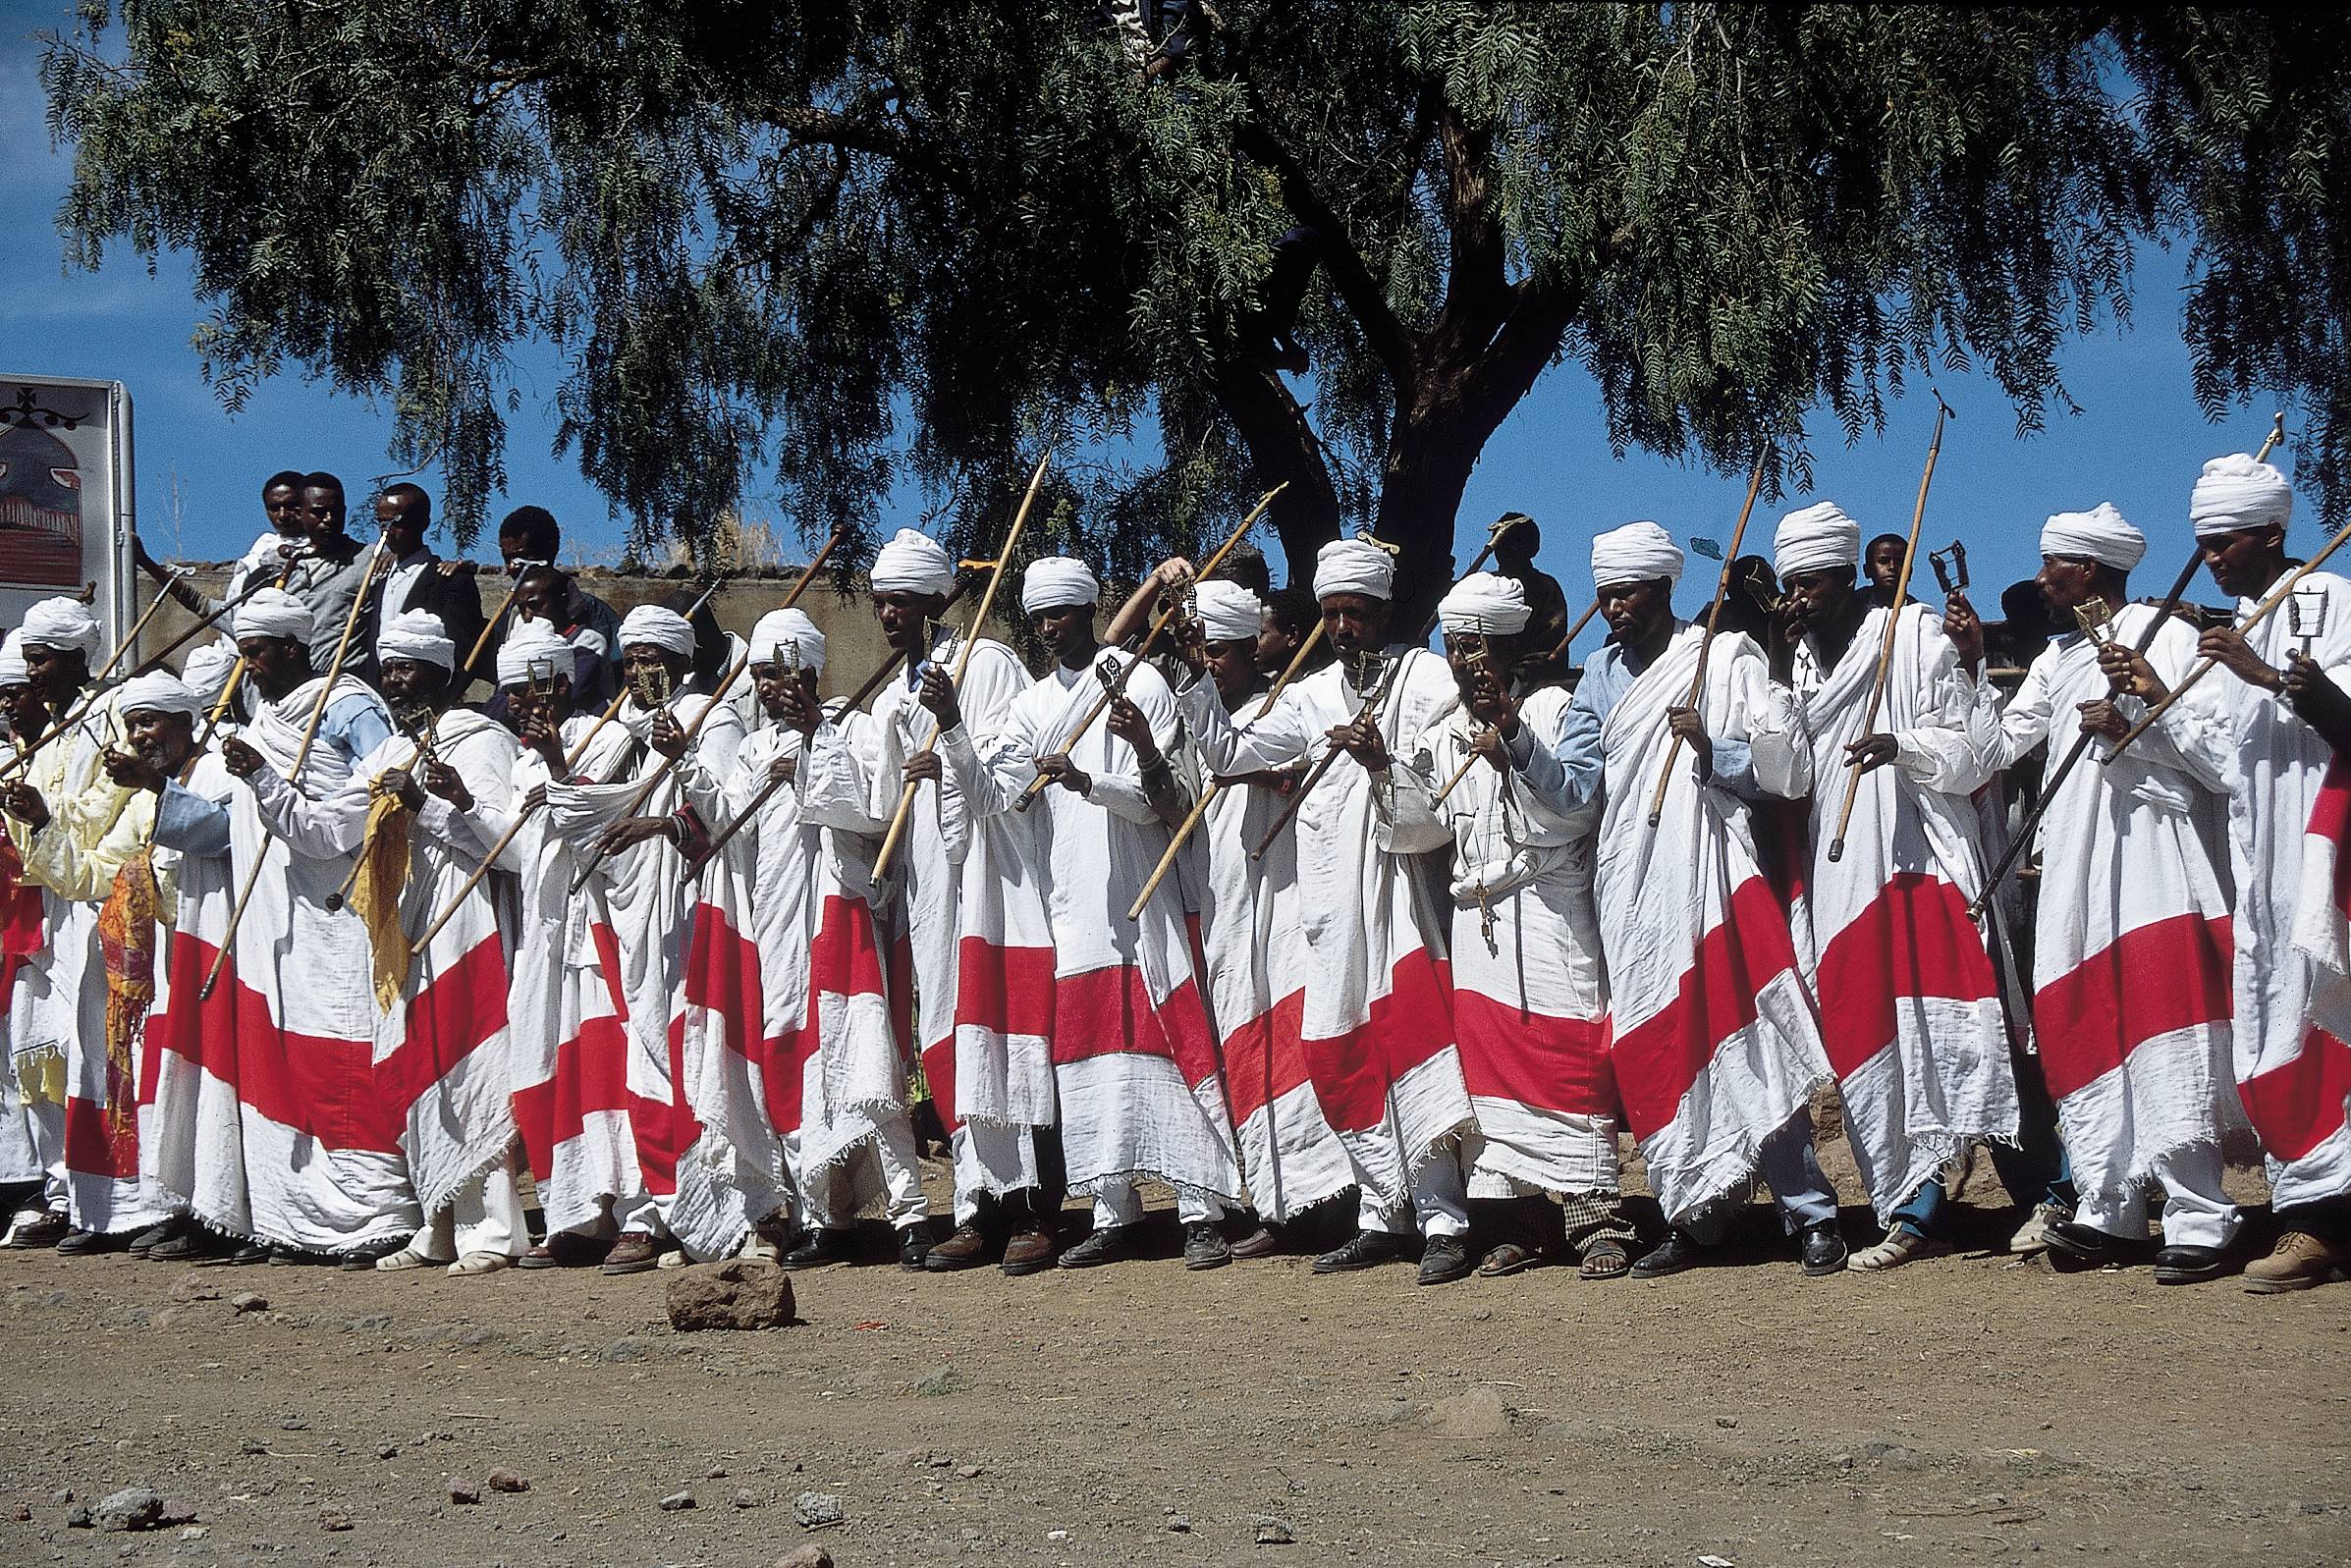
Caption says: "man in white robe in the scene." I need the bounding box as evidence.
[1377,573,1640,1278]
[1173,538,1478,1286]
[1766,503,2019,1270]
[688,608,930,1271]
[1961,506,2244,1283]
[944,558,1241,1271]
[2101,458,2351,1289]
[239,611,527,1275]
[541,604,772,1271]
[812,530,1061,1276]
[0,633,58,1237]
[1540,522,1846,1279]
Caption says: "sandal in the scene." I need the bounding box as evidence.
[1476,1239,1543,1278]
[1578,1237,1632,1280]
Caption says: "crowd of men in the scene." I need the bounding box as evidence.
[0,450,2345,1296]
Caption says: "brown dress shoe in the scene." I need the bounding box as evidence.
[598,1230,664,1275]
[923,1221,993,1272]
[5,1210,69,1249]
[999,1224,1059,1277]
[2244,1229,2351,1293]
[1229,1222,1282,1260]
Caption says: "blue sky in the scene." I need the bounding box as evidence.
[0,4,2297,617]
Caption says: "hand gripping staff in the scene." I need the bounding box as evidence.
[1011,483,1286,812]
[1970,412,2287,917]
[197,536,389,1000]
[403,567,745,960]
[871,452,1053,882]
[1825,394,1955,862]
[1642,448,1772,828]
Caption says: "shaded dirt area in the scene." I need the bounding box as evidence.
[2,1151,2346,1568]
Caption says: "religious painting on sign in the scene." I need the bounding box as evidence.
[0,384,94,588]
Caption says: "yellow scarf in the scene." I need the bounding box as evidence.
[351,782,415,1013]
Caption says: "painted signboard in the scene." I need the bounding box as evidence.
[0,375,133,651]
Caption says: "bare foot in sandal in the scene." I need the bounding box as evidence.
[1578,1237,1632,1280]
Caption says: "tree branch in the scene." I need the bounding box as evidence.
[1206,358,1344,553]
[1431,105,1509,365]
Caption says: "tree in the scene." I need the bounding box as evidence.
[39,4,2351,615]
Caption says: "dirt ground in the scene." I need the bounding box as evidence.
[2,1137,2346,1568]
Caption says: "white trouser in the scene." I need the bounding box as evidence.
[949,1122,1042,1225]
[9,1095,66,1217]
[411,1157,528,1260]
[1092,1177,1221,1230]
[798,1112,930,1231]
[2074,1144,2241,1250]
[1359,1146,1470,1239]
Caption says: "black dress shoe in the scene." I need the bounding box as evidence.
[1416,1233,1473,1286]
[1059,1223,1145,1270]
[1799,1220,1848,1277]
[54,1227,117,1257]
[1628,1228,1707,1279]
[783,1227,857,1271]
[2154,1243,2234,1285]
[129,1217,184,1259]
[1311,1229,1409,1274]
[897,1225,930,1271]
[2042,1219,2155,1269]
[338,1236,414,1271]
[1182,1220,1232,1271]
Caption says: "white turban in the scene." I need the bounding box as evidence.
[21,596,100,657]
[0,631,27,687]
[1193,579,1264,643]
[1774,501,1863,579]
[180,638,241,705]
[1436,572,1531,635]
[234,587,314,644]
[2041,504,2146,572]
[2191,453,2294,539]
[115,671,203,721]
[617,605,695,658]
[870,528,956,597]
[496,622,573,689]
[1312,538,1395,603]
[1591,520,1684,589]
[1019,557,1101,616]
[376,609,456,672]
[750,608,827,675]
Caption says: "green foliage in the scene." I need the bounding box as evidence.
[37,4,2351,592]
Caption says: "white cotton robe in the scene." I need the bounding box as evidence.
[1787,604,2018,1220]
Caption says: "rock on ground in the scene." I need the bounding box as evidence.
[94,1487,164,1532]
[665,1259,796,1331]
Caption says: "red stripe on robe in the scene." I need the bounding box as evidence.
[1052,966,1221,1090]
[2238,1027,2351,1164]
[1812,871,1999,1081]
[1611,877,1799,1143]
[2035,912,2234,1103]
[1453,990,1616,1118]
[1221,990,1309,1127]
[1299,950,1454,1134]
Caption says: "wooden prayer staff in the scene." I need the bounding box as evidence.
[0,567,205,782]
[1644,448,1771,829]
[2105,512,2351,761]
[1124,618,1326,919]
[1250,645,1395,861]
[1013,483,1285,812]
[688,573,981,876]
[1547,598,1601,669]
[198,537,388,1001]
[1826,395,1953,862]
[1969,412,2289,916]
[872,452,1053,881]
[565,652,752,896]
[404,573,735,956]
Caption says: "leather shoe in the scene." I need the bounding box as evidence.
[4,1209,68,1249]
[54,1227,119,1257]
[2153,1242,2234,1285]
[784,1227,857,1271]
[2042,1218,2155,1269]
[924,1221,994,1272]
[1628,1228,1707,1279]
[1416,1233,1473,1285]
[129,1217,184,1259]
[1311,1229,1409,1273]
[1799,1220,1848,1276]
[517,1232,603,1270]
[598,1230,664,1275]
[339,1236,413,1271]
[1059,1223,1144,1270]
[1228,1221,1281,1260]
[1000,1223,1059,1276]
[897,1225,931,1271]
[1182,1220,1232,1271]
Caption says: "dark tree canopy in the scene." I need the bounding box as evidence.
[39,4,2351,611]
